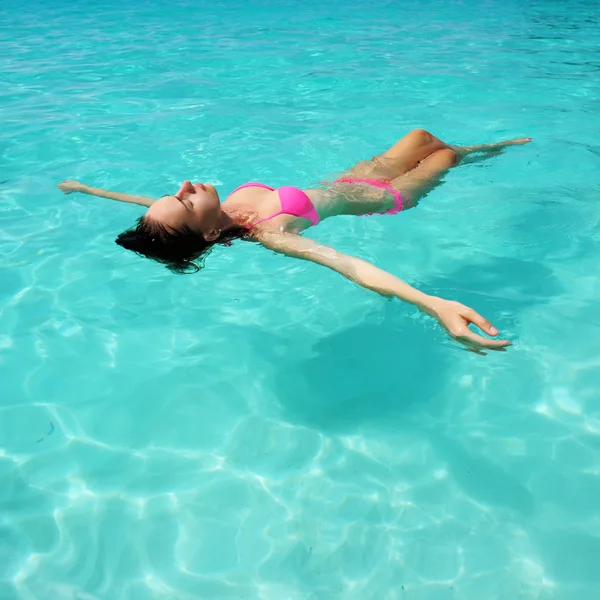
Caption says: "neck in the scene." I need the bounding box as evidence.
[219,210,236,231]
[220,207,249,230]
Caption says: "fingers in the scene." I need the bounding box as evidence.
[467,347,487,356]
[459,307,512,350]
[456,329,511,351]
[57,180,80,194]
[437,301,512,353]
[461,307,499,337]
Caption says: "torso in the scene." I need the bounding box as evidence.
[223,182,396,233]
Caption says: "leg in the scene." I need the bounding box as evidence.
[451,137,532,159]
[332,129,531,191]
[377,128,450,175]
[390,147,459,206]
[339,129,451,181]
[390,136,532,205]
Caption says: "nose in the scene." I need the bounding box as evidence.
[177,180,195,196]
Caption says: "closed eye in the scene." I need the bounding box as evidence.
[161,194,192,210]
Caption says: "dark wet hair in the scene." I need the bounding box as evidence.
[115,216,248,273]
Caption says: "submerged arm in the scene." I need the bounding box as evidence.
[57,180,156,207]
[258,231,511,352]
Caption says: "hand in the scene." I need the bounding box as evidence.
[57,180,85,194]
[424,297,511,352]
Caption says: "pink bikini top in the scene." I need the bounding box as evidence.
[230,182,320,228]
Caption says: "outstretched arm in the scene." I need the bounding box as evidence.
[57,180,156,207]
[258,231,511,352]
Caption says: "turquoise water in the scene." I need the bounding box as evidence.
[2,0,600,597]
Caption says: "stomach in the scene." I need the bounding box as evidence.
[307,182,394,219]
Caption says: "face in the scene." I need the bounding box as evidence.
[146,180,222,240]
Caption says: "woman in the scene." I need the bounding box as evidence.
[58,129,531,352]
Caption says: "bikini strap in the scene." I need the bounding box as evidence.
[246,210,286,229]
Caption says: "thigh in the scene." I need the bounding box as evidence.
[337,154,399,181]
[338,129,449,182]
[380,129,449,172]
[390,147,459,201]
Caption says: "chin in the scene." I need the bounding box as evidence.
[207,185,220,200]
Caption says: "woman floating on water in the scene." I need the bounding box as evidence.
[58,129,531,352]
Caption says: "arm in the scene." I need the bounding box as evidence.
[258,231,511,352]
[57,180,156,207]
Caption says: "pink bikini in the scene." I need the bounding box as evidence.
[232,179,407,229]
[231,182,320,228]
[336,177,406,215]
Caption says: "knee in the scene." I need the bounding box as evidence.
[409,128,434,144]
[437,148,459,167]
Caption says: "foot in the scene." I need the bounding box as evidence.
[467,137,532,152]
[496,137,533,147]
[451,137,532,160]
